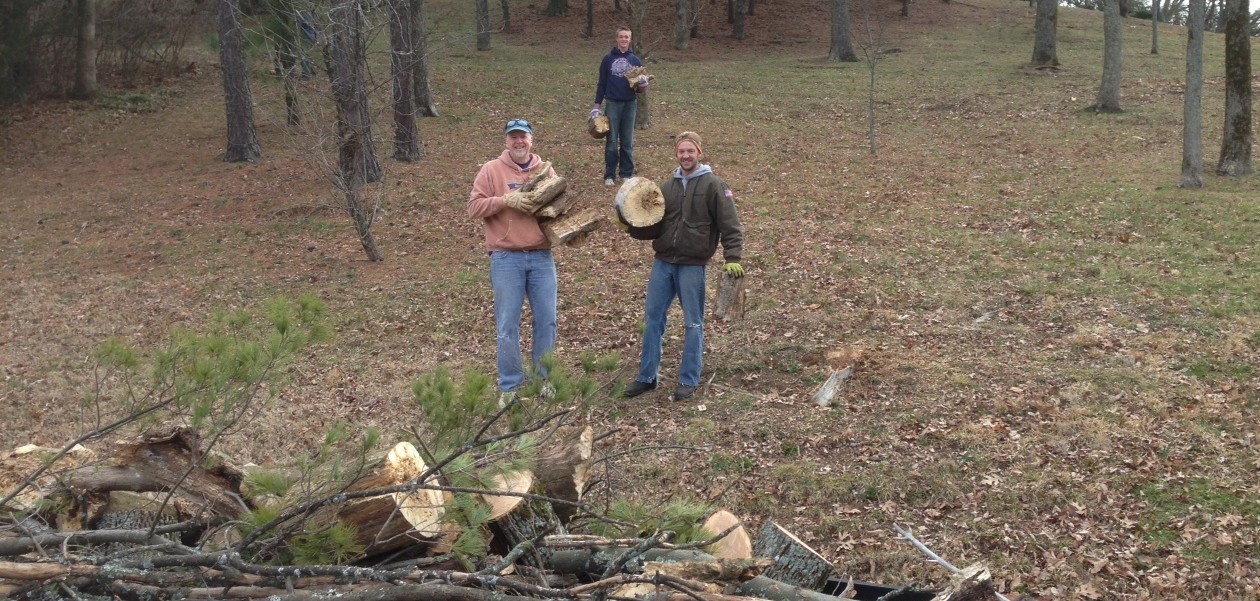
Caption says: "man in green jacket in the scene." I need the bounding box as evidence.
[622,131,744,401]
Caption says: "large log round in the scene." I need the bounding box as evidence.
[309,442,447,557]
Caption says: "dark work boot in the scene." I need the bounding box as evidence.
[622,379,657,398]
[673,384,697,401]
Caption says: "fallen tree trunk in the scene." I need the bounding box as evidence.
[97,428,248,519]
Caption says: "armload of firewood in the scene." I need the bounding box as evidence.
[518,163,603,246]
[625,65,655,91]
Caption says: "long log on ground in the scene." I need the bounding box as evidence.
[752,520,834,590]
[62,465,162,492]
[541,207,602,246]
[0,527,192,557]
[546,547,851,601]
[532,425,593,525]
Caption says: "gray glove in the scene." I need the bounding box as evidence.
[589,105,601,119]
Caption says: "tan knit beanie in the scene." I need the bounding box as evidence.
[675,131,703,156]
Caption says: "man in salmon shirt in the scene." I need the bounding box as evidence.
[468,118,559,406]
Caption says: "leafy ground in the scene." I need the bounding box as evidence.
[2,0,1258,599]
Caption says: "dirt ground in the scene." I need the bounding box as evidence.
[2,1,1258,600]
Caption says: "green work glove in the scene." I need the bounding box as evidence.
[612,207,630,232]
[724,262,744,278]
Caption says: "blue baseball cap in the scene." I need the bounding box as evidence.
[505,118,533,134]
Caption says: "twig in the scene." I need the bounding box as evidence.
[892,524,1011,601]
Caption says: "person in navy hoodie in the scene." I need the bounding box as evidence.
[590,26,648,187]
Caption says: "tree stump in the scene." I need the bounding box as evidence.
[752,520,834,590]
[532,425,594,525]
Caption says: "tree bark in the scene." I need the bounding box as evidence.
[1180,0,1205,187]
[328,0,384,261]
[675,0,689,50]
[1031,0,1059,67]
[732,0,747,39]
[217,0,261,163]
[501,0,512,31]
[1091,0,1122,113]
[751,521,834,591]
[73,0,97,99]
[586,0,594,37]
[1150,0,1159,54]
[389,0,421,162]
[691,0,700,37]
[411,0,439,117]
[828,0,858,62]
[1215,0,1251,175]
[476,0,491,50]
[713,272,745,322]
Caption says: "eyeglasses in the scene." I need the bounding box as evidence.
[505,118,532,133]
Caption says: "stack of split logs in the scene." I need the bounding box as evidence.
[517,163,603,247]
[0,429,1003,601]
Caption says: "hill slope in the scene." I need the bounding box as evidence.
[1,0,1258,598]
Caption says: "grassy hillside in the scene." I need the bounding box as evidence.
[1,0,1257,598]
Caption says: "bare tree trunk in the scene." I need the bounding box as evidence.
[501,0,512,32]
[636,89,651,129]
[732,0,747,39]
[73,0,97,99]
[329,0,384,261]
[690,0,700,37]
[476,0,490,50]
[901,0,909,17]
[862,0,877,155]
[585,0,594,37]
[1180,0,1204,187]
[1215,0,1251,175]
[1091,0,1123,113]
[217,0,261,163]
[1031,0,1059,67]
[411,0,439,117]
[1150,0,1159,54]
[674,0,689,50]
[628,0,647,46]
[828,0,858,62]
[389,0,420,162]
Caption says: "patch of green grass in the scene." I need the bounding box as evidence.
[708,452,756,474]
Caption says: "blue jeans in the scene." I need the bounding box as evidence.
[490,249,557,392]
[635,259,706,388]
[604,99,637,180]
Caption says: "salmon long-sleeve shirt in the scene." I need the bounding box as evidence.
[468,150,557,252]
